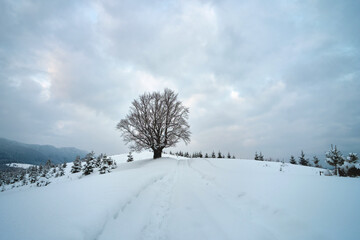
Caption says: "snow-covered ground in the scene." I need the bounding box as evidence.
[5,163,34,169]
[1,152,359,240]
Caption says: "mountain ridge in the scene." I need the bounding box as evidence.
[0,137,87,165]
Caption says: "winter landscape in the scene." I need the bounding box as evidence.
[1,0,360,240]
[1,152,360,240]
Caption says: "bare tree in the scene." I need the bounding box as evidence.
[117,89,191,159]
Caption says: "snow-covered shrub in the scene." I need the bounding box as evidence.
[36,177,50,187]
[83,160,94,176]
[312,156,321,167]
[347,166,360,177]
[99,154,117,174]
[71,156,82,173]
[339,153,359,177]
[127,152,134,162]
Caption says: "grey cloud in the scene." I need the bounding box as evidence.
[0,0,359,159]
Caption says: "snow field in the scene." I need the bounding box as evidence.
[1,154,360,240]
[5,163,34,169]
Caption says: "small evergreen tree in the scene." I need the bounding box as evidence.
[71,156,82,173]
[108,156,117,169]
[58,165,65,176]
[205,153,209,158]
[83,152,95,175]
[95,154,103,168]
[99,154,117,174]
[312,156,320,167]
[45,159,54,169]
[326,145,344,176]
[199,152,203,158]
[217,151,223,158]
[99,164,108,174]
[232,155,235,159]
[43,160,52,178]
[99,155,109,174]
[211,151,216,158]
[347,153,358,164]
[289,155,297,164]
[254,152,259,160]
[127,152,134,162]
[227,152,231,159]
[258,152,264,161]
[28,166,38,184]
[22,176,28,186]
[40,166,48,178]
[344,153,360,177]
[298,150,309,166]
[83,160,94,175]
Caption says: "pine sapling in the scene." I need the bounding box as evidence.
[289,155,297,164]
[313,156,320,168]
[326,145,344,176]
[127,152,134,162]
[298,150,309,166]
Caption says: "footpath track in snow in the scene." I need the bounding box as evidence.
[168,158,280,240]
[97,159,178,240]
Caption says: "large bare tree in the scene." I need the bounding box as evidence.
[117,89,191,159]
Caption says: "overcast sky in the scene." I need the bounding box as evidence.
[1,0,359,160]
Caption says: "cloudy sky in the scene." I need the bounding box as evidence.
[1,0,359,160]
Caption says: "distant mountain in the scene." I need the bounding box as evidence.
[0,138,87,165]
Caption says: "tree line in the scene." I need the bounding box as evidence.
[253,145,359,177]
[168,151,236,159]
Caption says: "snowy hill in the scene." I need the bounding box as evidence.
[0,152,359,240]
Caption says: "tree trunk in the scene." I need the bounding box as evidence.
[335,165,338,176]
[153,148,163,159]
